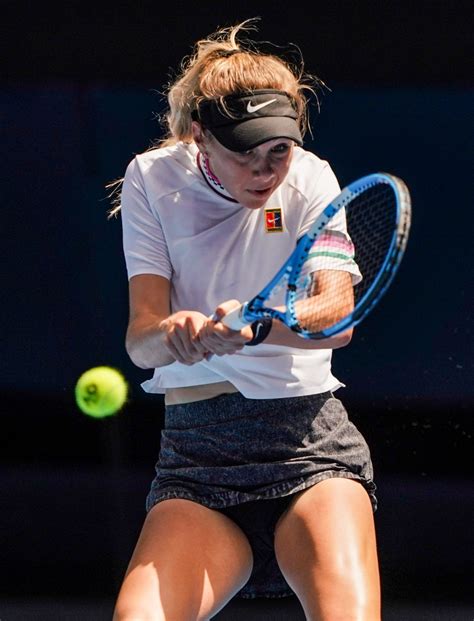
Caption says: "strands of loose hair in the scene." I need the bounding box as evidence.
[106,18,328,218]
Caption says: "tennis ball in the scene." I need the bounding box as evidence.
[75,366,128,418]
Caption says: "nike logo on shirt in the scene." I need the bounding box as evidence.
[246,98,277,113]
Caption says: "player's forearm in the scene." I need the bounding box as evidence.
[265,319,353,349]
[263,290,354,349]
[126,318,175,369]
[293,296,354,335]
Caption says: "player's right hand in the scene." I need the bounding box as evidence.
[159,310,210,365]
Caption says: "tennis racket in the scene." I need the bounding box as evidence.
[221,172,411,339]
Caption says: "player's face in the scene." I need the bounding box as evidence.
[199,129,295,209]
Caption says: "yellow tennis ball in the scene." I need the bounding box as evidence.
[75,366,128,418]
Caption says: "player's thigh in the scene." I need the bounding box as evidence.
[274,478,380,620]
[113,498,253,621]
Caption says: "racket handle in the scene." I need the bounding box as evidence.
[219,304,251,330]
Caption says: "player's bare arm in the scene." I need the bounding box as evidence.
[258,270,354,349]
[292,270,354,336]
[206,271,354,352]
[198,301,254,356]
[126,274,209,368]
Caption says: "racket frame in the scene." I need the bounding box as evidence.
[222,172,411,339]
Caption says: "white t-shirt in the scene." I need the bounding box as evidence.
[120,142,358,398]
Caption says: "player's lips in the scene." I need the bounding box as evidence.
[248,186,273,196]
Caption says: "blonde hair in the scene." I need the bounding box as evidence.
[107,18,323,216]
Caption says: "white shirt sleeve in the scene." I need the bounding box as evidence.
[120,157,172,281]
[298,162,341,235]
[299,161,362,284]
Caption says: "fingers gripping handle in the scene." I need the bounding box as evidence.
[218,304,251,330]
[214,304,272,346]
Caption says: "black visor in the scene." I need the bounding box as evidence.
[192,89,303,152]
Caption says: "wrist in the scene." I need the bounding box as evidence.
[245,317,273,346]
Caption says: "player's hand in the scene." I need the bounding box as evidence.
[159,310,210,365]
[198,300,253,356]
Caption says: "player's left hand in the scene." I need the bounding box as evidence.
[198,300,253,356]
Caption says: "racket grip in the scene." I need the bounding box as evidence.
[219,304,251,330]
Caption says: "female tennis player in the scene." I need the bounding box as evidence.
[111,19,381,621]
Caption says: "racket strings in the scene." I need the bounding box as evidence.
[294,184,398,335]
[349,185,396,304]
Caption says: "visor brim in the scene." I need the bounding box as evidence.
[210,116,303,152]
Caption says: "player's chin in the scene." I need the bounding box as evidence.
[242,188,275,209]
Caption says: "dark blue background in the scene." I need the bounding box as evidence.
[1,1,473,610]
[3,85,473,405]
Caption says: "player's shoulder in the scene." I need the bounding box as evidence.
[125,142,199,188]
[286,146,339,196]
[289,146,333,175]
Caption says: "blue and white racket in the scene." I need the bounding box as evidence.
[221,172,411,339]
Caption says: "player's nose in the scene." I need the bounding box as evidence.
[251,155,274,178]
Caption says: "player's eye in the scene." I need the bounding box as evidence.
[271,142,292,155]
[233,150,255,163]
